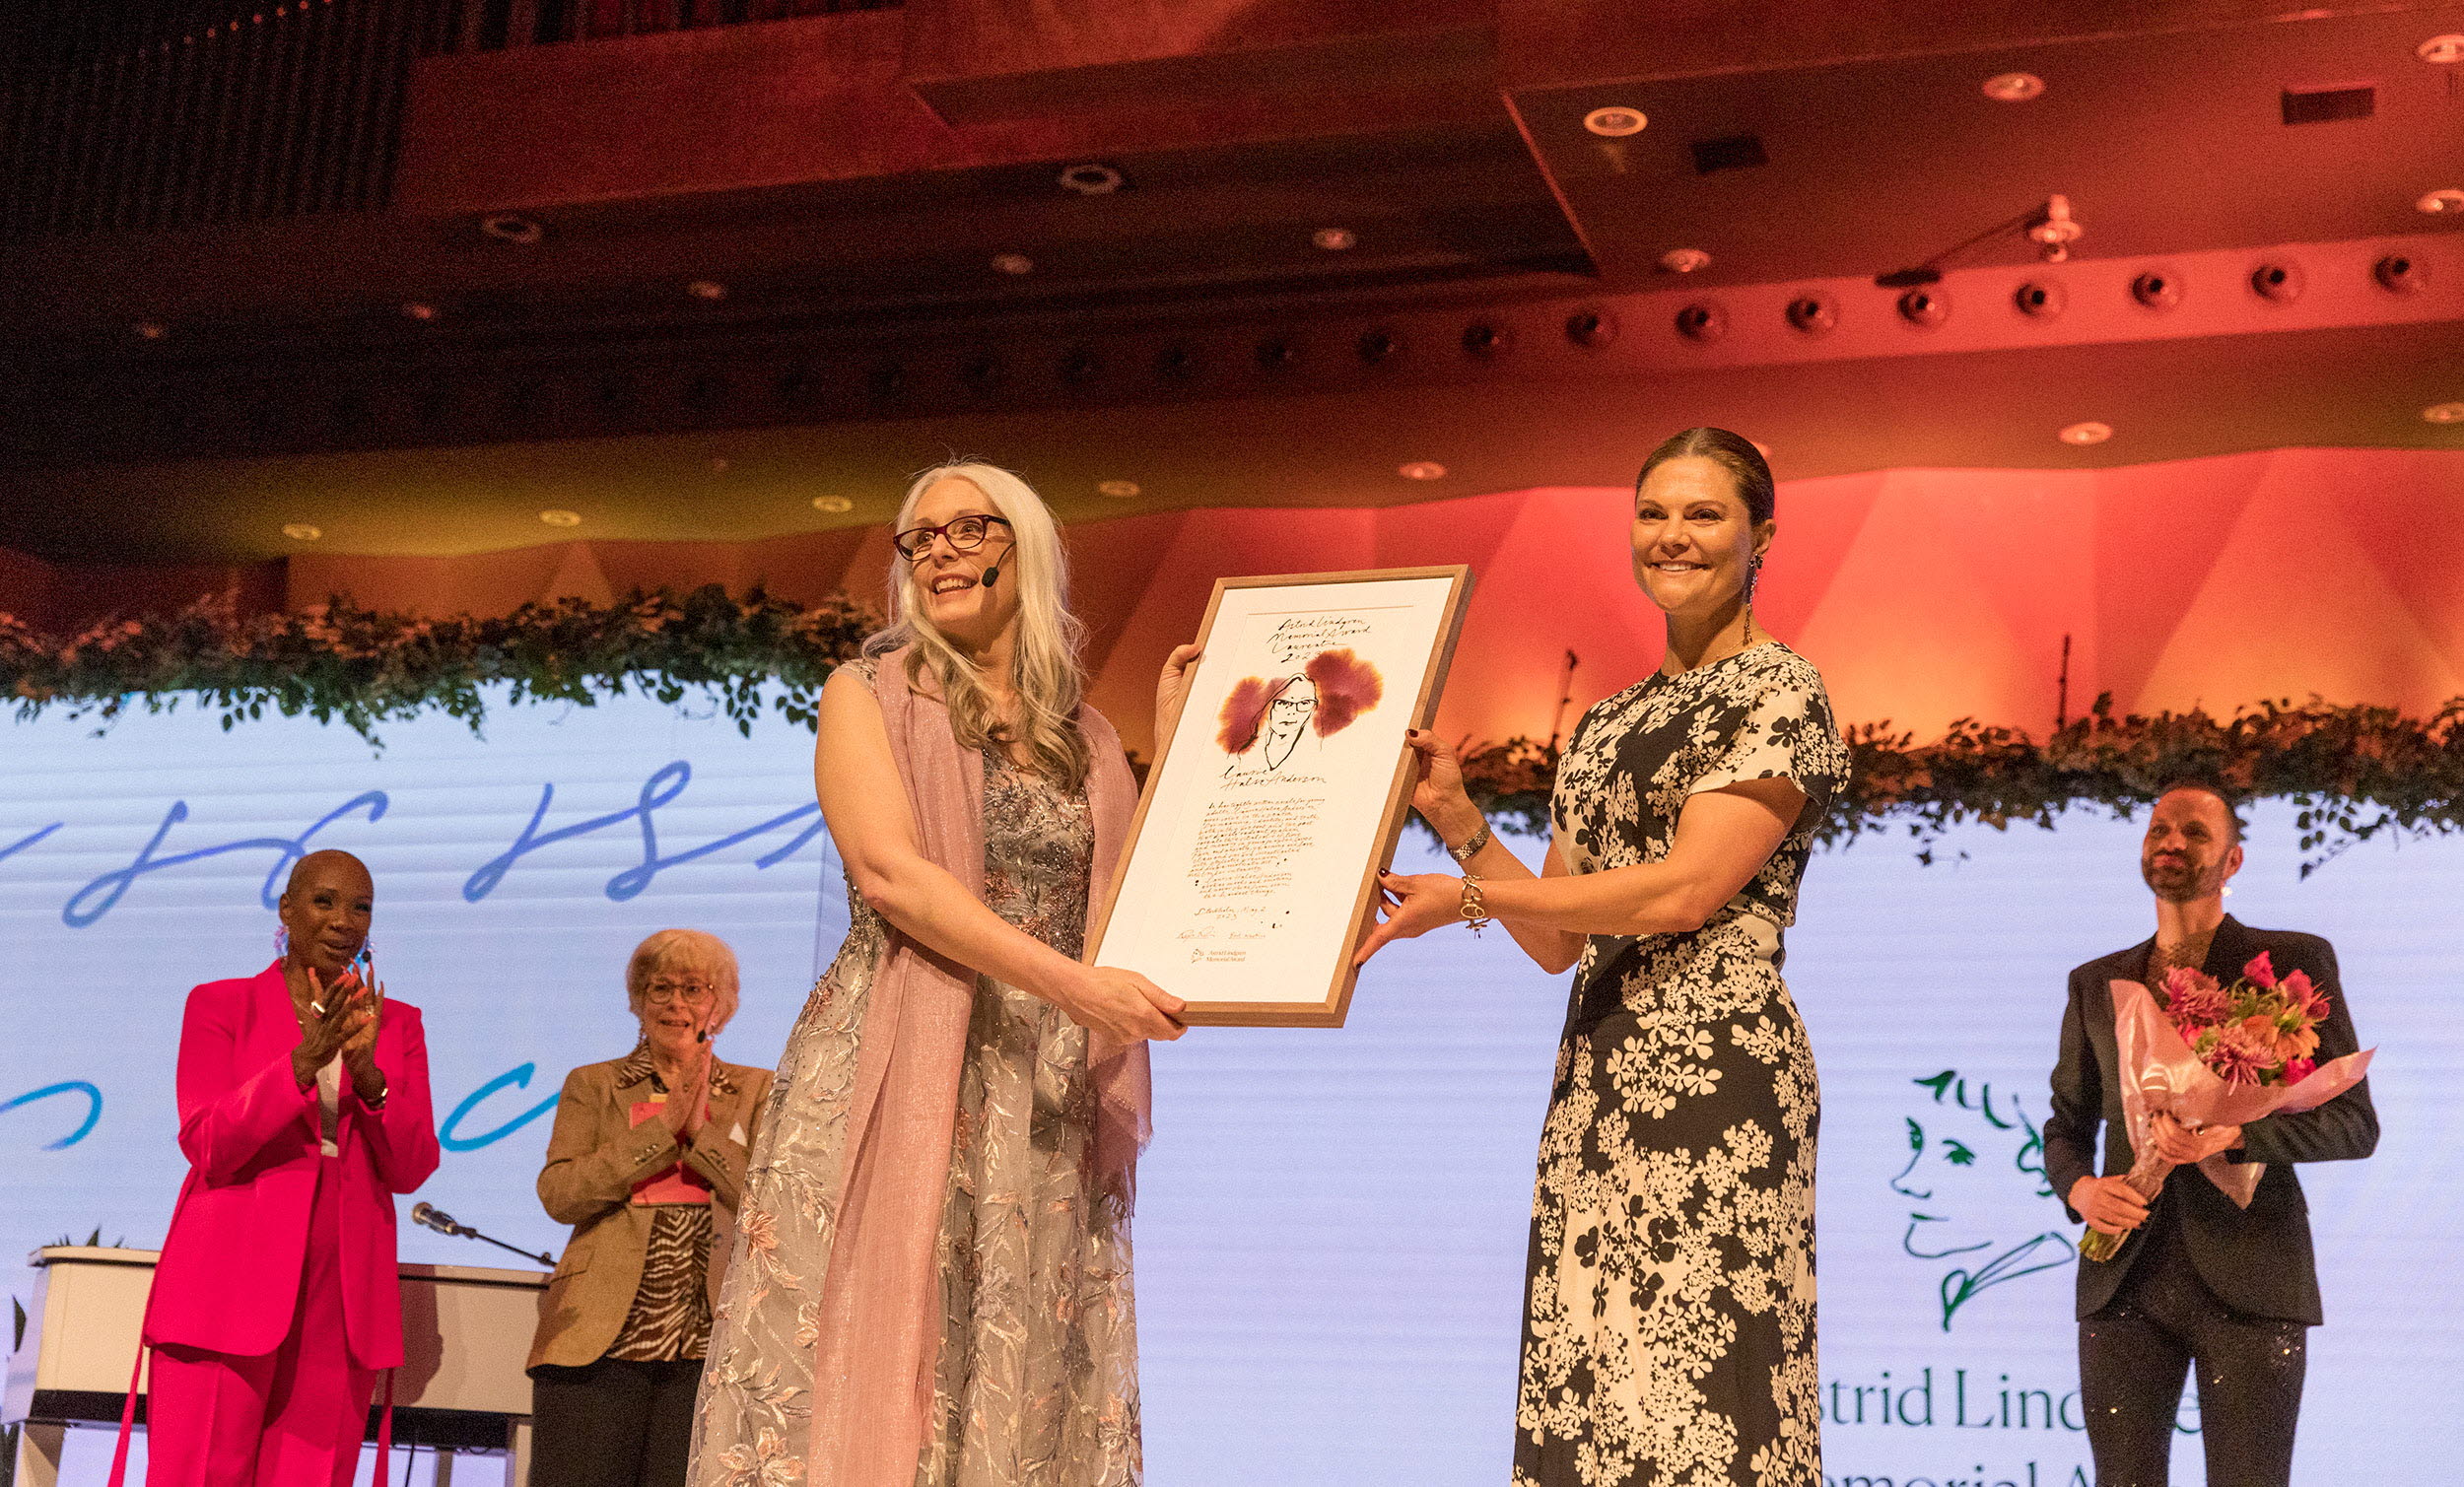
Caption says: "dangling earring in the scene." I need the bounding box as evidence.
[274,924,290,959]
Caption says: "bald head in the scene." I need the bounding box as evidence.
[279,850,374,976]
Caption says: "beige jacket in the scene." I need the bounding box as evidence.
[525,1051,774,1371]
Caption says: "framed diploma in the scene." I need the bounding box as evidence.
[1087,566,1472,1027]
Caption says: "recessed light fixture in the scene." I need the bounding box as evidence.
[1982,71,2046,101]
[709,457,730,473]
[133,321,168,340]
[539,508,582,526]
[2418,34,2464,64]
[1659,247,1712,274]
[991,252,1035,276]
[1399,461,1448,481]
[282,522,322,541]
[1311,228,1357,251]
[1749,439,1774,460]
[1584,105,1647,137]
[686,280,727,301]
[2059,421,2113,445]
[2425,402,2464,424]
[479,213,543,245]
[1096,479,1142,499]
[402,302,438,321]
[811,495,856,513]
[2418,188,2464,214]
[1058,163,1125,195]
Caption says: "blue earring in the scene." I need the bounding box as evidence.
[275,924,290,958]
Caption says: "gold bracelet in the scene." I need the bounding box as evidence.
[1459,873,1492,937]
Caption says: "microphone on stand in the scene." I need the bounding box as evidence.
[412,1201,557,1268]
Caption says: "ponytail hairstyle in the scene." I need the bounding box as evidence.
[863,462,1092,790]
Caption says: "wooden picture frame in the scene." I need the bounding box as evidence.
[1086,566,1472,1027]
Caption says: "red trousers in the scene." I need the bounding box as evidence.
[147,1156,378,1487]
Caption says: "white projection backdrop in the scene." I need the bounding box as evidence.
[3,688,2456,1487]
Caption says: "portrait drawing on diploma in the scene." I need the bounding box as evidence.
[1089,568,1470,1027]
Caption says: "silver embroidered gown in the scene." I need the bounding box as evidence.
[1517,642,1848,1487]
[695,671,1139,1487]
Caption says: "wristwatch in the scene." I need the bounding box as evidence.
[1447,822,1493,865]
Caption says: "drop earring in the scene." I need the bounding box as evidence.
[274,924,290,959]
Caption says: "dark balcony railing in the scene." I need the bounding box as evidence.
[456,0,897,49]
[0,0,899,238]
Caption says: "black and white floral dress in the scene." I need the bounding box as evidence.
[1517,642,1847,1487]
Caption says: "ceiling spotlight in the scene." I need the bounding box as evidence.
[402,302,438,321]
[539,508,582,527]
[133,320,168,340]
[2027,194,2083,262]
[1058,163,1126,195]
[709,457,730,473]
[479,213,543,245]
[2425,402,2464,424]
[1659,247,1712,274]
[2419,188,2464,214]
[282,522,322,541]
[1584,105,1647,137]
[1399,461,1448,481]
[991,252,1035,276]
[2418,34,2464,63]
[811,495,856,513]
[1311,228,1357,251]
[1982,72,2046,101]
[2058,421,2113,445]
[1097,479,1142,499]
[686,280,727,301]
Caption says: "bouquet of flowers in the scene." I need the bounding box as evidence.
[2079,951,2374,1262]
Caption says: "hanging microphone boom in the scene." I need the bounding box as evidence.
[411,1201,557,1268]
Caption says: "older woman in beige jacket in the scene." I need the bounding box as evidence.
[527,930,775,1487]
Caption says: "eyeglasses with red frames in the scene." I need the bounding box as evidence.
[894,513,1013,562]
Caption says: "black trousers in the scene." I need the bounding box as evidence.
[528,1357,705,1487]
[2078,1219,2307,1487]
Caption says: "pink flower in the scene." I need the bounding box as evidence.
[2158,968,2230,1032]
[2284,1056,2318,1085]
[2280,969,2328,1022]
[2242,951,2278,989]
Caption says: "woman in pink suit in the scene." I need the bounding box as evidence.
[130,848,440,1487]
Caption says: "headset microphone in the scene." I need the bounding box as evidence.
[981,563,1000,587]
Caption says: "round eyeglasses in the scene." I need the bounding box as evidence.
[643,980,715,1005]
[894,513,1012,561]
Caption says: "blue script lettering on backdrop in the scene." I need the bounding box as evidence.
[3,683,2457,1487]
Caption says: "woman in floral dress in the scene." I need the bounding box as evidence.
[690,463,1196,1487]
[1360,428,1847,1487]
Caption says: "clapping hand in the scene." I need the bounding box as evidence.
[661,1028,715,1145]
[291,968,375,1090]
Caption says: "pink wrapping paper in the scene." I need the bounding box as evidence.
[2108,978,2373,1208]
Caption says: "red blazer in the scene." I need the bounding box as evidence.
[145,963,440,1365]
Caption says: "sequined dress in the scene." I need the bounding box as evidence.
[694,675,1139,1487]
[1518,642,1847,1487]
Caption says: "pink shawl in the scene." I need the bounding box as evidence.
[804,647,1148,1485]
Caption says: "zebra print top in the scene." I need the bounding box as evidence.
[604,1047,725,1362]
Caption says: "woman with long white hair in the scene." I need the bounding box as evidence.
[691,463,1192,1487]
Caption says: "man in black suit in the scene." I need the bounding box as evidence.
[2044,781,2376,1486]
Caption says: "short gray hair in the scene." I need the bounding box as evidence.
[624,928,742,1033]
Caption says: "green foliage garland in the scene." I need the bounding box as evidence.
[5,593,2458,873]
[1,586,876,744]
[1457,694,2464,876]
